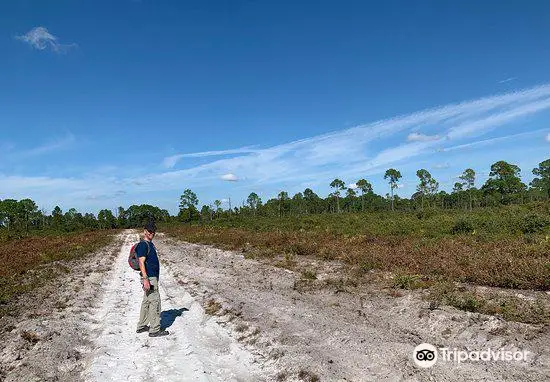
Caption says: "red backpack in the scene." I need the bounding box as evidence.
[128,240,150,271]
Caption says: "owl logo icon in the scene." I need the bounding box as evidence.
[413,343,438,368]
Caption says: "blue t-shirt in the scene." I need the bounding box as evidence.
[136,240,160,279]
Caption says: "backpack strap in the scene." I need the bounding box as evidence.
[139,240,151,278]
[141,239,150,258]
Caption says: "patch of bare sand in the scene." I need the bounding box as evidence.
[157,234,550,381]
[0,232,123,382]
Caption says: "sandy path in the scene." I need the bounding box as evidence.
[3,231,547,381]
[156,234,550,382]
[82,232,272,381]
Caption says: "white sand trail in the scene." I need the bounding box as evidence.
[82,232,270,382]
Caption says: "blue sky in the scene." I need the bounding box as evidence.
[1,0,550,215]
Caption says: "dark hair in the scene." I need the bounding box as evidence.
[144,221,156,233]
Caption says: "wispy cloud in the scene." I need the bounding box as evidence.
[85,190,126,201]
[407,132,441,142]
[20,133,75,158]
[444,129,549,152]
[162,146,258,168]
[1,133,76,162]
[16,26,77,53]
[0,174,129,213]
[546,133,550,143]
[498,77,517,84]
[446,98,550,139]
[221,173,239,182]
[4,84,550,212]
[140,84,550,193]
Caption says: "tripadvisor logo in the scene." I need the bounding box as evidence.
[413,343,530,368]
[413,343,438,368]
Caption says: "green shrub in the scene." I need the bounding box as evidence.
[393,274,422,289]
[452,219,474,234]
[301,269,317,280]
[447,293,484,312]
[521,213,549,234]
[416,208,438,220]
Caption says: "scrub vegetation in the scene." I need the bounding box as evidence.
[2,158,549,321]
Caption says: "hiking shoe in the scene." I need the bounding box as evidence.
[149,330,169,337]
[136,326,149,333]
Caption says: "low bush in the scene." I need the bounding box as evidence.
[164,224,550,290]
[393,274,421,289]
[521,213,549,234]
[301,270,317,280]
[451,219,474,234]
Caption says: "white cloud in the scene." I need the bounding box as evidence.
[221,173,238,181]
[1,133,76,164]
[444,129,549,152]
[446,98,550,140]
[162,155,184,169]
[364,141,435,171]
[16,26,76,53]
[85,190,126,201]
[143,84,550,193]
[0,173,133,213]
[434,163,450,169]
[498,77,517,84]
[4,84,550,212]
[407,132,441,142]
[346,183,358,189]
[21,133,75,158]
[162,146,258,168]
[546,133,550,143]
[0,174,96,210]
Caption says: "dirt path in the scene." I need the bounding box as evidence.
[83,232,273,381]
[1,231,549,381]
[0,231,274,381]
[156,234,550,381]
[0,233,124,382]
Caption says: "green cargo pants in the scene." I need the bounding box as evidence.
[137,277,161,333]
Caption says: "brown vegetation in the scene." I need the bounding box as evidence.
[0,231,118,309]
[163,225,549,291]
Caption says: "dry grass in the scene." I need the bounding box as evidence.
[0,230,118,308]
[0,231,116,278]
[298,369,320,382]
[163,226,550,291]
[301,269,317,280]
[21,331,40,344]
[204,299,222,315]
[426,282,550,324]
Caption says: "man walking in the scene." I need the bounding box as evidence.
[136,221,169,337]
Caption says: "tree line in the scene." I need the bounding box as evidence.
[0,201,170,236]
[2,158,548,233]
[177,159,550,221]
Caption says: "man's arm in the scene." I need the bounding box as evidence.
[139,256,150,291]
